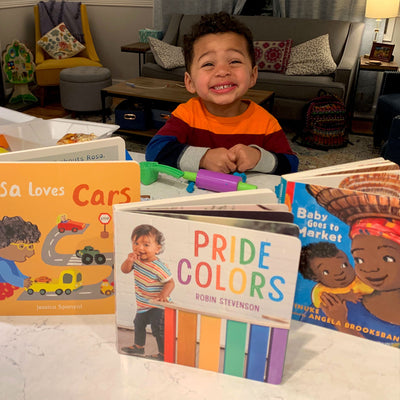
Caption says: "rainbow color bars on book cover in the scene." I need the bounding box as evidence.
[0,161,140,315]
[114,190,301,384]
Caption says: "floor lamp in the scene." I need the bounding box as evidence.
[365,0,399,42]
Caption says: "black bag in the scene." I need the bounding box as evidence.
[294,90,347,150]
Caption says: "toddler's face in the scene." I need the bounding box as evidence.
[0,242,35,262]
[184,32,257,116]
[309,250,355,288]
[132,234,161,263]
[351,235,400,291]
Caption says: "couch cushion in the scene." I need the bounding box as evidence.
[148,37,185,70]
[142,62,186,82]
[255,72,345,102]
[37,22,85,60]
[285,34,337,76]
[254,39,292,73]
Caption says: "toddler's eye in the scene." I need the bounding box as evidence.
[383,255,395,263]
[323,270,329,276]
[201,62,214,68]
[341,263,349,269]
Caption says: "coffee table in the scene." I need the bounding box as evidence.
[101,77,275,136]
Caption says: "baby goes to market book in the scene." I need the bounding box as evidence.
[0,161,140,315]
[113,189,301,384]
[277,157,400,348]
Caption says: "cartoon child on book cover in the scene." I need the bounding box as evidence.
[120,224,175,360]
[0,216,41,300]
[292,177,400,347]
[299,241,374,308]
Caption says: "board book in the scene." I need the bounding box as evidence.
[277,158,400,348]
[114,189,301,384]
[0,136,127,162]
[0,161,140,315]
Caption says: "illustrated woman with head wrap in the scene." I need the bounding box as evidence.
[306,176,400,346]
[0,216,41,300]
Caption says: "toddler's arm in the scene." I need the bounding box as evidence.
[155,278,175,302]
[121,252,137,274]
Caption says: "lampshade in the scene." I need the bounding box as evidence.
[365,0,399,18]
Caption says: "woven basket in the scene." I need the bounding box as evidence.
[306,184,400,225]
[339,173,400,198]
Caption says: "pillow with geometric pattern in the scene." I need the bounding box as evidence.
[37,22,85,60]
[148,37,185,70]
[285,34,337,76]
[254,39,293,73]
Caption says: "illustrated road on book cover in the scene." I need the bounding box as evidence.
[280,168,400,348]
[0,161,140,315]
[114,194,301,384]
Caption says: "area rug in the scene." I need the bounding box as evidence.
[286,131,381,171]
[71,112,381,172]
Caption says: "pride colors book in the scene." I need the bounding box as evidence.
[0,161,140,315]
[278,159,400,348]
[114,190,301,384]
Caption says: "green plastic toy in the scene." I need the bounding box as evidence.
[140,161,257,192]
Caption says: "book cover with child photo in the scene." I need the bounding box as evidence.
[113,190,301,384]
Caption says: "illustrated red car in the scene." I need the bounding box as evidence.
[34,276,51,283]
[58,219,86,233]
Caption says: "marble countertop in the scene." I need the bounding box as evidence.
[1,315,398,400]
[0,147,398,399]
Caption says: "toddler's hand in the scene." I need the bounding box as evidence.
[228,144,260,172]
[200,148,237,173]
[23,277,32,288]
[128,252,138,262]
[154,294,169,302]
[121,252,137,273]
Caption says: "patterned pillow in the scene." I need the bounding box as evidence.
[286,34,337,76]
[254,39,293,73]
[148,37,185,70]
[37,22,85,60]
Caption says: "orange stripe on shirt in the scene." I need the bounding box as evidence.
[172,97,281,136]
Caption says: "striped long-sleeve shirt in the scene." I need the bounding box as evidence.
[145,97,298,174]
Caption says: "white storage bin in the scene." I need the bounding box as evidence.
[0,118,119,151]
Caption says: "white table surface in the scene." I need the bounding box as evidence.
[0,150,399,399]
[1,315,398,400]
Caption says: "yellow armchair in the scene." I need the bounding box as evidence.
[34,3,102,105]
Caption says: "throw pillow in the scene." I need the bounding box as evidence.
[254,39,292,73]
[285,34,336,76]
[148,37,185,70]
[37,22,85,60]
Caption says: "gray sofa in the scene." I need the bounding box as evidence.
[142,14,365,121]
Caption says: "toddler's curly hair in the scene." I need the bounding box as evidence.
[183,11,255,72]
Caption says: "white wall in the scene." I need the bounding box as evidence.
[1,4,398,112]
[0,4,154,85]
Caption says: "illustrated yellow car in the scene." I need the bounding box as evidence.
[26,269,82,295]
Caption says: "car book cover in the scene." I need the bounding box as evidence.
[0,161,140,315]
